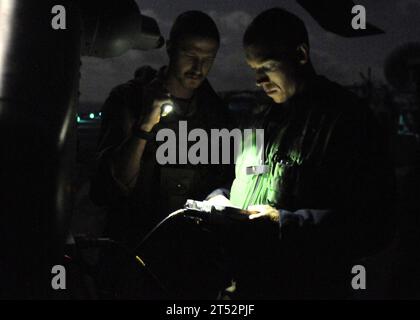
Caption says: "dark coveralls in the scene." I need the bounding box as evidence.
[227,75,395,299]
[90,67,233,298]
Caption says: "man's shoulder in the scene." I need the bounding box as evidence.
[316,76,358,102]
[108,66,159,100]
[195,80,230,127]
[313,76,368,116]
[103,66,160,116]
[108,79,145,100]
[197,79,222,102]
[101,80,143,119]
[199,80,229,115]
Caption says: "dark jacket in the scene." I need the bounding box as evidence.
[228,75,395,298]
[90,67,233,244]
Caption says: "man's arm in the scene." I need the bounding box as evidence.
[90,85,170,203]
[106,92,171,188]
[109,107,160,190]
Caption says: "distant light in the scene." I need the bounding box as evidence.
[77,116,81,123]
[89,113,95,119]
[99,112,102,117]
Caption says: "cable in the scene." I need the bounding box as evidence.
[127,208,189,296]
[74,234,171,296]
[133,208,188,253]
[71,208,187,298]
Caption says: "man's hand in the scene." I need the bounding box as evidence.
[247,204,280,223]
[139,97,172,132]
[138,87,173,132]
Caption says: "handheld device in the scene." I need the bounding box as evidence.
[183,199,253,224]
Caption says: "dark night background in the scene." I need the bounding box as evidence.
[79,0,420,110]
[70,0,420,300]
[3,0,420,301]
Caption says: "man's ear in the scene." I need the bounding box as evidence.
[296,43,309,65]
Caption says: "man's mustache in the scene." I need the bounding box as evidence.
[185,72,203,79]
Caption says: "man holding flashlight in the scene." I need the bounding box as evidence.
[219,8,395,299]
[90,11,232,297]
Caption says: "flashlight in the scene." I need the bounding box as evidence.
[161,103,174,117]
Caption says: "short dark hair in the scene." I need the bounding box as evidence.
[243,8,309,52]
[169,11,220,48]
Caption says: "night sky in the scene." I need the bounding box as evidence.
[79,0,420,109]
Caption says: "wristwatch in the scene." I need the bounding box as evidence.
[132,126,155,141]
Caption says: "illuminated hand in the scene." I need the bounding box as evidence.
[139,95,172,132]
[138,84,172,132]
[247,204,280,223]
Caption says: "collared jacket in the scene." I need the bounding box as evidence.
[230,75,395,260]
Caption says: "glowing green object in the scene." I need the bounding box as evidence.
[230,129,282,209]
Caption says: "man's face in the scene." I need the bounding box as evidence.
[245,44,299,104]
[169,36,219,90]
